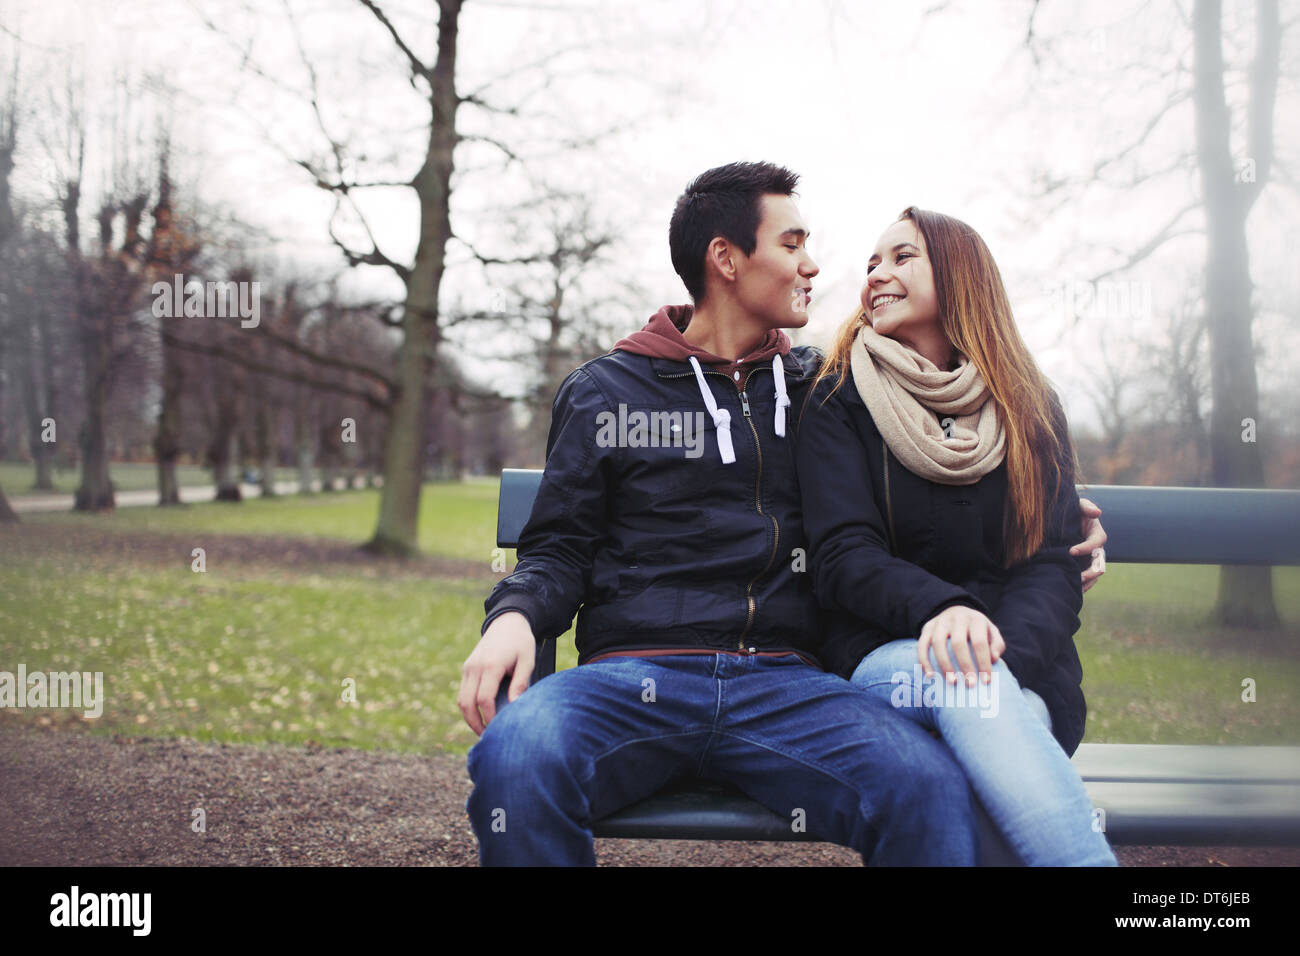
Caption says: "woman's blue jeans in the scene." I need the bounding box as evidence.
[851,639,1117,866]
[467,653,981,866]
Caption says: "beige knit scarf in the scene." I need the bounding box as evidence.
[849,323,1005,485]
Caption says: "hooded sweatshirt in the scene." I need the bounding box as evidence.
[613,304,790,388]
[547,303,810,665]
[612,304,796,467]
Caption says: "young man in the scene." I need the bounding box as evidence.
[459,162,1104,866]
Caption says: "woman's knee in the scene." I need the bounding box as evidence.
[850,639,923,689]
[1020,687,1052,731]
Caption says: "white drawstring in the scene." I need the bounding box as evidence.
[688,356,735,464]
[772,354,790,438]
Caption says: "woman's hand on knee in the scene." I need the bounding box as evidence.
[918,606,1005,686]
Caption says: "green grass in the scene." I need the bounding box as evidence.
[14,481,503,563]
[1,486,1295,756]
[0,461,299,496]
[0,554,490,754]
[1076,564,1300,745]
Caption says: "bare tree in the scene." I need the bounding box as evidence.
[193,0,683,553]
[301,0,468,553]
[1193,0,1281,626]
[146,140,202,505]
[0,40,20,521]
[1020,0,1287,626]
[449,190,637,460]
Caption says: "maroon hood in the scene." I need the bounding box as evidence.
[612,305,791,372]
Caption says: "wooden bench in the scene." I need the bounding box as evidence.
[496,468,1300,846]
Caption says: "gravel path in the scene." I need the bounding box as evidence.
[3,725,1296,867]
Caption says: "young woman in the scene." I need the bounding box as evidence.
[795,206,1116,866]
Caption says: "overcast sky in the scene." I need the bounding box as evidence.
[4,0,1298,429]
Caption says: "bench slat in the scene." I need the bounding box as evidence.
[1081,485,1300,565]
[500,470,1300,565]
[1073,743,1300,784]
[591,781,815,843]
[590,773,1300,847]
[1083,781,1300,846]
[496,469,544,549]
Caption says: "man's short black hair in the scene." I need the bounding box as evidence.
[669,161,800,303]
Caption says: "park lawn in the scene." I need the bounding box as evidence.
[1,485,1296,755]
[12,482,504,564]
[0,461,298,497]
[1077,563,1300,745]
[0,550,497,755]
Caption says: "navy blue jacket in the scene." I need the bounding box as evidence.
[794,375,1090,754]
[484,346,824,664]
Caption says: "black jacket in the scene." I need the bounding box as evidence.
[794,374,1090,754]
[484,346,824,664]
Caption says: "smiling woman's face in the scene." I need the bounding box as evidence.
[860,219,941,345]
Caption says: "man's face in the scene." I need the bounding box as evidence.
[731,194,819,330]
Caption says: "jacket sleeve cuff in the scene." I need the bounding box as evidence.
[916,593,990,631]
[482,592,544,638]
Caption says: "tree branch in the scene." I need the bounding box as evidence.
[451,232,550,267]
[251,319,397,392]
[458,92,520,115]
[1090,201,1202,283]
[327,195,411,282]
[357,0,432,83]
[458,132,522,165]
[162,328,392,410]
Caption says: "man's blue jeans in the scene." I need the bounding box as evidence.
[851,639,1117,866]
[466,652,979,865]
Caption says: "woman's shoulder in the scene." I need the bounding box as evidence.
[805,367,867,409]
[796,369,880,451]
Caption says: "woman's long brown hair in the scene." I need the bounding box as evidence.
[815,206,1076,565]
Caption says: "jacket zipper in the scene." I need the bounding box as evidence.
[737,381,781,649]
[662,364,782,650]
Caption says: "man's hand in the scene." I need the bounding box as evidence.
[918,605,1005,686]
[1071,497,1107,594]
[459,612,536,736]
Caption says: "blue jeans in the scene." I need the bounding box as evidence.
[467,653,979,865]
[851,639,1117,866]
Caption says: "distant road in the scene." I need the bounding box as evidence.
[11,480,320,513]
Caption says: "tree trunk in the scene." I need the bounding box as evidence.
[1193,0,1279,627]
[0,482,17,523]
[73,321,115,511]
[256,398,278,498]
[260,460,277,497]
[363,0,462,557]
[154,332,184,506]
[295,404,315,494]
[208,405,242,502]
[297,444,315,493]
[19,332,55,491]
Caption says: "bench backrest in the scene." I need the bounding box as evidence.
[496,468,1300,566]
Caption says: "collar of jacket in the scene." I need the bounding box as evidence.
[647,349,819,383]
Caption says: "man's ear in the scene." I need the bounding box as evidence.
[706,237,737,288]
